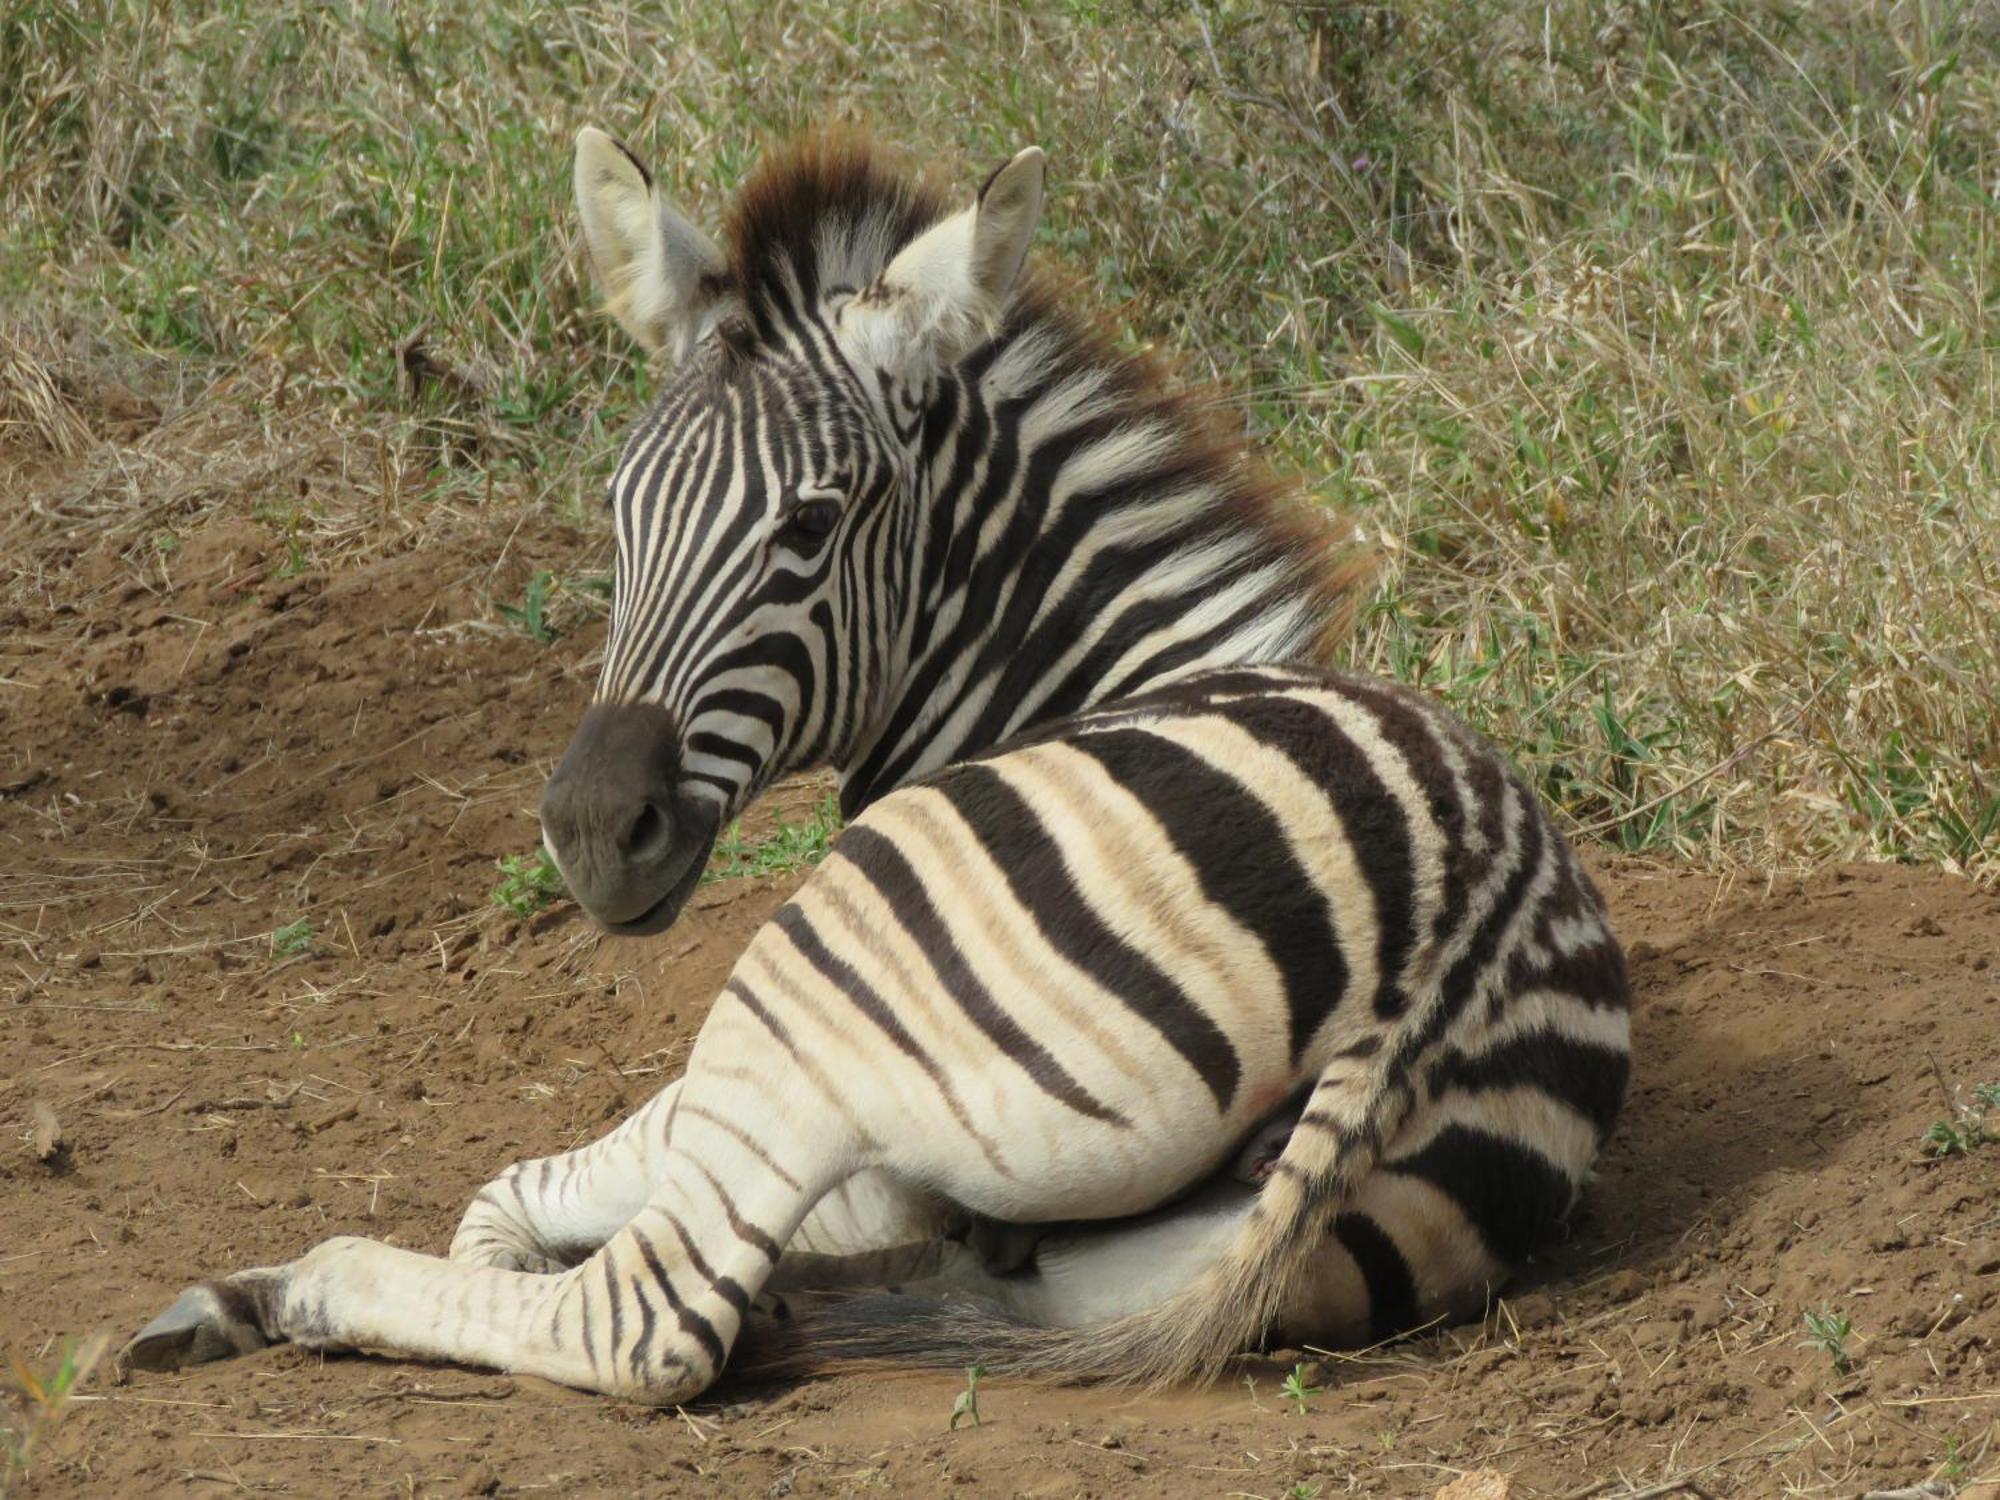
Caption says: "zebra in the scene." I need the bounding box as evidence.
[118,127,1630,1401]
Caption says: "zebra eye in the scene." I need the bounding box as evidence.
[776,499,842,553]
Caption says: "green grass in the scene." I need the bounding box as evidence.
[947,1363,984,1431]
[268,917,313,956]
[703,796,843,883]
[1799,1306,1855,1374]
[1280,1361,1325,1416]
[2,1335,108,1498]
[3,0,1996,878]
[1924,1079,2000,1157]
[494,569,612,644]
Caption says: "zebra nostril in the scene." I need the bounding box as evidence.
[619,802,673,864]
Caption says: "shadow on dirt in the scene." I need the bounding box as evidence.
[1526,935,1864,1297]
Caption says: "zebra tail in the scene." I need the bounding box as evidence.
[734,1067,1404,1388]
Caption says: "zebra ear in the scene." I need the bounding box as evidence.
[851,147,1045,365]
[574,127,733,359]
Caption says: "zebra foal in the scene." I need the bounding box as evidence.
[120,126,1630,1400]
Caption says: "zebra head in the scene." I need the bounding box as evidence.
[542,127,1046,933]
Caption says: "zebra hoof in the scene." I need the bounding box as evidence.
[120,1283,272,1373]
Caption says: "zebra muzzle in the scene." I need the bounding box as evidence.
[541,701,719,934]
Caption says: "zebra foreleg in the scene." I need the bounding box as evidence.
[122,1091,847,1402]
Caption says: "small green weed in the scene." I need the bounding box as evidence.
[948,1364,984,1430]
[1279,1361,1323,1416]
[1941,1435,1967,1483]
[1923,1078,1998,1157]
[496,569,558,644]
[492,848,567,916]
[3,1334,109,1497]
[704,795,842,883]
[270,918,314,956]
[495,571,610,644]
[1800,1307,1854,1373]
[1288,1484,1324,1500]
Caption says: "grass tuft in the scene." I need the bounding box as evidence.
[491,848,568,917]
[2,1334,109,1497]
[704,795,843,884]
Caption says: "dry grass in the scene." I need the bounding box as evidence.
[2,0,1995,878]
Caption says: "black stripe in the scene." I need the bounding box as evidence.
[627,1262,657,1378]
[635,1229,724,1367]
[1508,939,1632,1017]
[929,760,1240,1108]
[578,1272,597,1367]
[722,978,800,1058]
[662,1210,719,1284]
[1431,1030,1630,1139]
[1331,677,1481,947]
[693,1161,782,1263]
[770,904,1012,1171]
[678,1102,804,1191]
[602,1255,623,1362]
[1333,1211,1419,1340]
[1205,692,1421,1019]
[772,904,934,1072]
[1064,726,1347,1065]
[649,1209,748,1327]
[832,825,1130,1125]
[1388,1123,1577,1264]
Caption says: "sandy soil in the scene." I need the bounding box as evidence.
[3,488,1997,1498]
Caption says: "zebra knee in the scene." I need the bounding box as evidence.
[447,1179,564,1273]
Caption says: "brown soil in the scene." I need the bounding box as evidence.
[3,469,1998,1497]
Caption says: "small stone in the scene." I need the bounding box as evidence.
[460,1466,500,1497]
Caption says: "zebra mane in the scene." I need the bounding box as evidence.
[723,128,951,341]
[722,129,1373,663]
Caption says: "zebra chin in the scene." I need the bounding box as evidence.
[539,701,724,937]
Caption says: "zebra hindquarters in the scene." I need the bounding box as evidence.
[738,666,1633,1383]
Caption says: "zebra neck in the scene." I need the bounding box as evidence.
[835,363,1333,812]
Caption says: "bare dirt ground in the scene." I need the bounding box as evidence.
[4,457,1998,1497]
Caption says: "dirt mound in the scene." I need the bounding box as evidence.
[4,510,1996,1496]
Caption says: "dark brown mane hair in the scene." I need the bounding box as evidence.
[721,128,1374,662]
